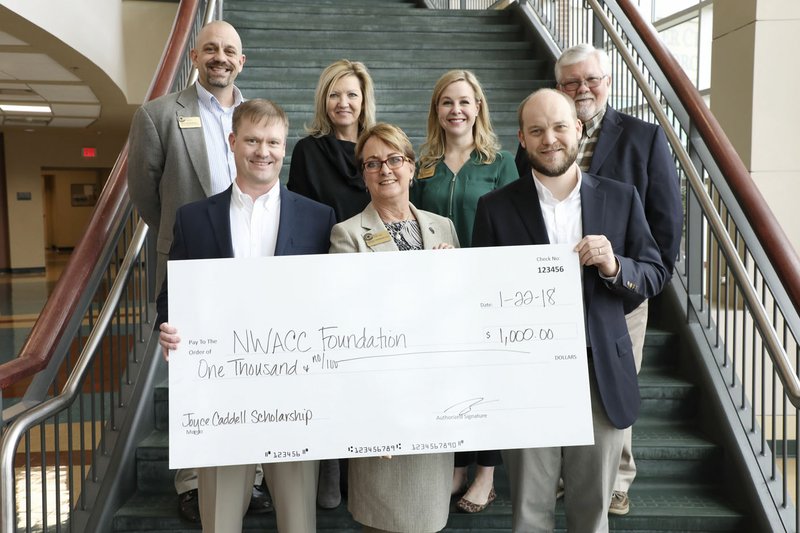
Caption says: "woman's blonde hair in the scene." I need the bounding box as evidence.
[306,59,376,137]
[355,123,415,167]
[419,69,500,169]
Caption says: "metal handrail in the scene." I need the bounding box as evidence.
[0,0,216,530]
[584,0,800,406]
[523,0,800,528]
[0,220,148,531]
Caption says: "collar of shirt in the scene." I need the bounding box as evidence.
[195,82,243,113]
[230,181,281,258]
[532,168,583,206]
[582,105,606,139]
[531,169,583,246]
[231,180,280,214]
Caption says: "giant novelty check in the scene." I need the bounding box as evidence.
[167,244,593,469]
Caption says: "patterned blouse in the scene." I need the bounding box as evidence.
[384,220,422,251]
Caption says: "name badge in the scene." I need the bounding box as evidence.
[416,165,436,179]
[364,231,392,247]
[178,116,202,129]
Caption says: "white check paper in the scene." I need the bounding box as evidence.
[168,244,592,468]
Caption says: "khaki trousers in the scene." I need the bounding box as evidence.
[198,460,319,533]
[613,300,648,493]
[504,363,624,533]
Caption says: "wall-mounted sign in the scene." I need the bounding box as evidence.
[71,184,97,207]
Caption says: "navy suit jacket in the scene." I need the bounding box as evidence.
[156,184,336,324]
[472,173,667,429]
[515,106,682,277]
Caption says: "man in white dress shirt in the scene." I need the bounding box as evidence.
[157,99,336,533]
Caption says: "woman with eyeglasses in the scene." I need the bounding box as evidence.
[288,59,376,223]
[287,59,376,509]
[330,123,457,533]
[412,69,518,514]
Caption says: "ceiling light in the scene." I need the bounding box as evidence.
[4,117,50,126]
[0,103,52,113]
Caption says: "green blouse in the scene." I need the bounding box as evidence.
[412,149,519,247]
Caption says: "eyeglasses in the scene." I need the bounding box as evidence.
[558,75,608,92]
[362,155,409,173]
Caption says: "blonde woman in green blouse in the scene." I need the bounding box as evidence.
[412,69,519,512]
[413,69,518,248]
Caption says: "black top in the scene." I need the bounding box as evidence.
[287,134,371,222]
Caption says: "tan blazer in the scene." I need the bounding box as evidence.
[329,201,459,253]
[329,200,457,532]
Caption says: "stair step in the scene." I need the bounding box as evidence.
[240,66,548,82]
[237,37,534,51]
[242,57,548,73]
[113,477,743,532]
[242,47,539,61]
[135,417,716,494]
[638,364,696,416]
[227,14,518,32]
[237,28,523,43]
[225,0,418,12]
[235,87,542,104]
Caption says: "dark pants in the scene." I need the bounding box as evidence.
[454,450,503,468]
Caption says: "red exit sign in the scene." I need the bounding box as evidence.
[82,147,96,158]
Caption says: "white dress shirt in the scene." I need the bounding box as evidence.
[533,170,619,285]
[532,171,583,246]
[196,82,243,195]
[229,182,281,258]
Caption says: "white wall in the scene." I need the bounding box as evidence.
[122,1,179,104]
[4,129,127,269]
[1,0,127,96]
[711,0,800,255]
[0,1,176,268]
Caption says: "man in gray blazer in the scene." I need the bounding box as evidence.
[129,20,246,296]
[127,20,271,522]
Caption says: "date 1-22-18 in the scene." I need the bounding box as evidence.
[498,288,556,308]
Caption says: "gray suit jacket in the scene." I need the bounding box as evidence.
[127,84,219,292]
[329,202,459,253]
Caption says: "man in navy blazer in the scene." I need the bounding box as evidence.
[475,89,667,532]
[515,44,682,515]
[154,181,335,270]
[158,99,335,533]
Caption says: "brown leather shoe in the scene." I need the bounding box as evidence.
[455,486,496,513]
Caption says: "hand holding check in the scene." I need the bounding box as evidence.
[574,235,618,278]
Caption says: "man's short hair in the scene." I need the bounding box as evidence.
[517,88,578,130]
[232,99,288,133]
[555,44,611,82]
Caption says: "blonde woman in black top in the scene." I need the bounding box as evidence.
[288,59,376,223]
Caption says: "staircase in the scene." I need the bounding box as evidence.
[227,0,552,180]
[113,0,751,530]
